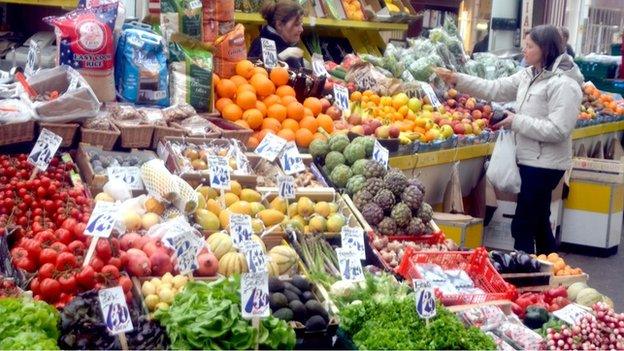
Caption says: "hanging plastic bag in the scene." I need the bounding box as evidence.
[486,131,521,194]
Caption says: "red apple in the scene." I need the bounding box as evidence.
[326,106,342,120]
[389,125,400,138]
[348,113,362,125]
[363,124,375,135]
[320,98,331,113]
[471,110,482,119]
[375,125,390,138]
[453,124,466,134]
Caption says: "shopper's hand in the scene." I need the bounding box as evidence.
[434,67,457,85]
[494,111,515,129]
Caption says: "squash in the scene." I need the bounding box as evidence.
[267,260,280,277]
[257,209,285,226]
[576,288,602,307]
[268,245,298,274]
[251,235,266,253]
[218,252,248,276]
[567,282,588,301]
[206,232,235,259]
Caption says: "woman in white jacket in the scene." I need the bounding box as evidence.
[436,25,583,254]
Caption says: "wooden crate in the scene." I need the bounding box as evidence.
[501,259,553,289]
[550,273,589,287]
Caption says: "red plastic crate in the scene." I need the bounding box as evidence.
[396,246,517,306]
[367,232,447,274]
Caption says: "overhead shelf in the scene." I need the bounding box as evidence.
[234,12,408,31]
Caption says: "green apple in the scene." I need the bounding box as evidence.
[440,125,453,139]
[408,97,423,112]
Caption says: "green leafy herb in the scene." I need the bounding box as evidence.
[0,297,60,350]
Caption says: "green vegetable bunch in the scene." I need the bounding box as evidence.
[0,297,60,350]
[154,277,295,350]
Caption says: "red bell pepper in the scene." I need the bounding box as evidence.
[544,286,567,303]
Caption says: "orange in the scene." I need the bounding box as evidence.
[234,120,250,129]
[263,94,281,107]
[316,114,334,133]
[281,95,297,106]
[295,128,314,148]
[303,97,322,116]
[252,67,268,77]
[287,102,305,121]
[213,73,221,87]
[313,132,327,141]
[267,104,287,122]
[243,108,264,130]
[304,107,314,117]
[237,84,256,95]
[269,67,290,86]
[350,91,362,102]
[230,75,248,87]
[282,118,299,131]
[249,73,268,87]
[216,98,233,113]
[277,128,296,141]
[216,79,237,99]
[236,91,257,110]
[235,60,255,79]
[299,116,319,133]
[246,136,259,149]
[252,76,276,97]
[262,117,282,133]
[255,101,267,117]
[222,104,243,122]
[276,85,296,97]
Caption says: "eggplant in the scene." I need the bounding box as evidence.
[530,257,541,272]
[490,251,506,269]
[516,253,532,272]
[492,261,502,272]
[502,253,514,273]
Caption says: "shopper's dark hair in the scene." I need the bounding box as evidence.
[260,0,304,28]
[559,26,570,41]
[529,25,564,70]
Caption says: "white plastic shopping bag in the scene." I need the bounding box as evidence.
[486,131,521,194]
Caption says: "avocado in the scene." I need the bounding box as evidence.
[284,282,302,296]
[305,315,327,331]
[273,308,294,322]
[292,275,310,292]
[301,291,315,302]
[305,300,328,322]
[268,277,285,292]
[270,292,288,311]
[284,289,300,303]
[289,300,307,322]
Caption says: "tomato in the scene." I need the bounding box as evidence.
[49,242,68,253]
[96,240,112,262]
[72,223,87,239]
[21,238,42,260]
[101,265,120,280]
[119,251,129,267]
[76,266,96,289]
[36,186,46,198]
[39,248,59,265]
[90,257,104,272]
[35,230,56,246]
[56,252,77,271]
[38,263,56,280]
[14,256,36,272]
[119,275,132,293]
[30,277,41,295]
[55,228,73,245]
[67,240,86,256]
[62,218,78,231]
[39,278,61,302]
[108,257,121,269]
[58,273,77,294]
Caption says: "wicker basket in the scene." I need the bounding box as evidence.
[202,115,253,145]
[38,122,79,148]
[169,122,221,139]
[114,121,154,149]
[152,124,186,149]
[0,120,36,146]
[80,123,120,151]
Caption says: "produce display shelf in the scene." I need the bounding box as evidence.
[234,12,408,31]
[571,120,624,139]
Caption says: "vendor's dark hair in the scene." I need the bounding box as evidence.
[529,25,564,70]
[260,0,304,28]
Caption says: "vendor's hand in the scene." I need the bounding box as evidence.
[434,67,457,85]
[278,47,304,61]
[494,111,515,129]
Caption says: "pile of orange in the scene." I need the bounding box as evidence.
[536,253,584,276]
[214,60,334,149]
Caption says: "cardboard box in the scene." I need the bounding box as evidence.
[434,213,484,249]
[570,157,624,184]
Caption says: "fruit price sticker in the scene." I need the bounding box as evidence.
[241,271,270,319]
[413,279,436,320]
[254,132,287,161]
[277,175,296,199]
[98,286,134,334]
[229,213,253,247]
[312,53,328,77]
[404,84,420,99]
[25,40,40,78]
[28,128,62,171]
[279,141,305,175]
[241,241,267,273]
[208,156,230,190]
[164,228,204,274]
[336,248,364,282]
[261,38,278,68]
[372,140,389,168]
[341,226,365,260]
[553,303,593,325]
[333,84,350,112]
[107,166,143,190]
[85,201,119,238]
[420,83,442,109]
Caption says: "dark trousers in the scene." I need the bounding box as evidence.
[511,165,564,254]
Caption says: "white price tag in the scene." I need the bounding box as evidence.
[372,140,389,168]
[25,40,40,78]
[164,228,204,274]
[28,129,62,171]
[254,133,287,162]
[208,156,230,190]
[107,166,143,191]
[552,303,593,325]
[234,148,251,175]
[85,201,119,238]
[341,226,365,260]
[98,286,134,335]
[277,175,296,199]
[229,213,253,247]
[333,84,350,112]
[336,248,364,282]
[312,53,328,77]
[186,0,201,10]
[241,271,270,319]
[261,38,278,68]
[413,279,437,319]
[404,85,420,98]
[279,142,305,175]
[241,241,267,273]
[420,83,442,109]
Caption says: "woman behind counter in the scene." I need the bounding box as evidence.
[248,0,305,70]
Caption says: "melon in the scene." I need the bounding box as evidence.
[206,232,235,259]
[218,252,248,276]
[576,288,602,307]
[268,245,298,275]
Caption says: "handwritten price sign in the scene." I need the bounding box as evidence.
[341,226,365,260]
[333,84,350,112]
[241,241,267,273]
[336,248,364,282]
[241,271,270,319]
[229,213,253,247]
[107,166,143,190]
[85,201,119,238]
[413,279,437,319]
[420,83,442,109]
[98,286,134,334]
[164,228,204,274]
[28,129,62,171]
[208,156,230,190]
[372,140,389,168]
[279,142,305,175]
[261,38,278,68]
[255,133,287,162]
[277,175,295,199]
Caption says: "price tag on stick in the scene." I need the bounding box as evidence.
[372,140,389,168]
[254,133,287,161]
[229,213,253,247]
[333,84,350,112]
[261,38,278,68]
[553,303,593,325]
[336,248,364,282]
[279,142,305,175]
[277,175,296,199]
[98,286,133,350]
[164,228,204,274]
[420,83,442,109]
[107,166,143,190]
[241,241,268,273]
[341,226,365,260]
[208,156,230,190]
[413,279,437,320]
[83,201,119,267]
[25,40,40,77]
[28,128,62,172]
[241,271,270,319]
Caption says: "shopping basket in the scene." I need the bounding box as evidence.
[396,246,517,306]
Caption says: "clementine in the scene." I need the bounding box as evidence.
[269,67,290,86]
[243,108,264,130]
[236,91,257,110]
[222,104,243,121]
[267,104,287,122]
[287,102,305,121]
[295,128,314,148]
[303,97,322,116]
[235,60,255,79]
[216,79,237,99]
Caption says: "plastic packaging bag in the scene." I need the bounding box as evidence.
[486,131,521,193]
[407,54,443,82]
[0,99,33,124]
[160,0,203,42]
[168,34,214,112]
